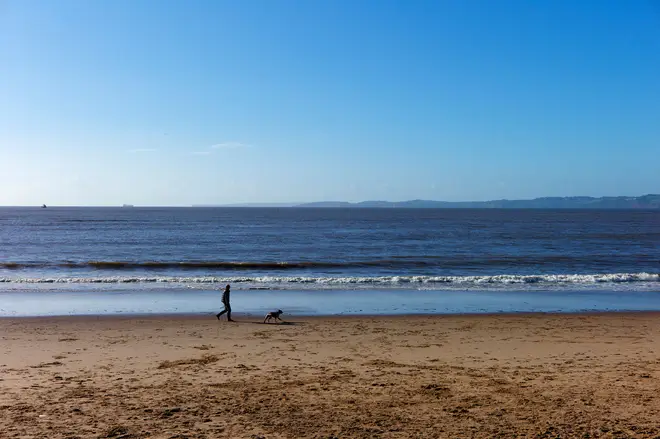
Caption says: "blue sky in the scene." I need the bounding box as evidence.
[1,0,659,206]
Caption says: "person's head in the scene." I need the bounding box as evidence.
[225,284,231,290]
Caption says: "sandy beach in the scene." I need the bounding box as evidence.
[1,313,660,438]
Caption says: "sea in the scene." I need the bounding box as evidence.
[1,207,659,317]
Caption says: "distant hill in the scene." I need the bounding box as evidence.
[192,203,299,207]
[292,201,354,208]
[296,195,660,209]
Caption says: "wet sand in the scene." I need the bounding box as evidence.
[1,313,660,438]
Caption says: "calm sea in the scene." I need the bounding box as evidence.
[0,207,658,293]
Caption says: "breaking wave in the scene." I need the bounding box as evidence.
[0,272,658,286]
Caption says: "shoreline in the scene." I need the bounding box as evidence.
[2,287,660,317]
[3,308,660,321]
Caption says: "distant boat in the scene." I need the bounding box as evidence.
[122,204,134,208]
[41,204,47,208]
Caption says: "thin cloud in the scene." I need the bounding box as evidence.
[210,142,251,149]
[191,142,253,156]
[129,148,157,153]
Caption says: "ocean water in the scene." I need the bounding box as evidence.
[0,207,658,316]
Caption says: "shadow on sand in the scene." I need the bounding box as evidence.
[231,320,306,326]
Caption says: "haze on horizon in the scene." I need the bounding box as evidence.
[1,0,659,207]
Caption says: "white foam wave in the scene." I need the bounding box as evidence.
[0,273,658,285]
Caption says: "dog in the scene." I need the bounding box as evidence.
[264,309,284,324]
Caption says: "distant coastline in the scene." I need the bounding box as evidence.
[193,194,660,209]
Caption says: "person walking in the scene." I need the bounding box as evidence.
[216,284,234,321]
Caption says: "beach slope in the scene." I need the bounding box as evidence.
[1,313,659,438]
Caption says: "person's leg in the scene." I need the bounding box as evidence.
[227,304,234,322]
[216,305,228,320]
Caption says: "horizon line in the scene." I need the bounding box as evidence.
[1,193,658,208]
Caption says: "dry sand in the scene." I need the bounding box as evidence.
[1,312,660,438]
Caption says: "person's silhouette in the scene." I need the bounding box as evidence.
[215,284,234,321]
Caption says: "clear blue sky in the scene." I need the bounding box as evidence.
[1,0,659,206]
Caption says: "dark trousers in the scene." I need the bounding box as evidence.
[216,303,232,320]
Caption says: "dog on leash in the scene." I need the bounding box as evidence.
[264,309,284,324]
